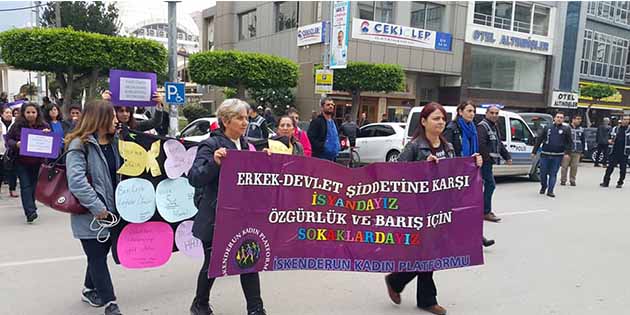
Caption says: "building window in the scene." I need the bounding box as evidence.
[314,1,323,21]
[410,2,444,31]
[494,2,512,30]
[473,1,551,36]
[580,29,628,81]
[471,45,546,93]
[532,5,550,36]
[586,1,630,27]
[513,2,532,33]
[238,10,257,40]
[275,2,298,32]
[474,1,493,26]
[357,1,394,23]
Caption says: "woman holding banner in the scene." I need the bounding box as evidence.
[443,101,495,248]
[65,100,123,315]
[6,103,50,223]
[101,90,164,132]
[188,98,267,315]
[384,102,482,315]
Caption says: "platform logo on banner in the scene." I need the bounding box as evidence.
[352,19,452,51]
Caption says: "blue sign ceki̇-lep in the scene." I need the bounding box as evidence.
[165,82,186,105]
[351,19,452,51]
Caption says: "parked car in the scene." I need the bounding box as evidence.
[582,127,598,162]
[405,106,539,180]
[179,117,276,143]
[520,113,553,138]
[339,123,406,164]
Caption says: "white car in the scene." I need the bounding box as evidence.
[179,117,219,142]
[352,123,406,163]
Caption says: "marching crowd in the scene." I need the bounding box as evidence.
[1,88,629,315]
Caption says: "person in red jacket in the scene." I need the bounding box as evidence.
[287,107,312,157]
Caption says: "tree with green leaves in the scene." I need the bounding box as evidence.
[251,87,295,116]
[188,50,298,99]
[0,28,167,107]
[328,62,405,119]
[41,1,120,35]
[580,83,617,127]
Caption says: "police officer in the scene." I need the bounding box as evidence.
[477,105,512,223]
[532,112,572,198]
[600,115,630,188]
[245,107,269,140]
[560,115,585,186]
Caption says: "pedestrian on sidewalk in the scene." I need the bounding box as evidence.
[65,100,124,315]
[444,101,495,247]
[340,114,359,148]
[385,102,483,315]
[1,106,18,198]
[188,99,267,315]
[600,115,630,188]
[307,97,340,161]
[532,112,572,198]
[560,115,585,186]
[477,105,512,222]
[6,103,50,223]
[287,107,312,157]
[594,117,612,167]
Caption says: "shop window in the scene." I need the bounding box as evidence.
[275,2,298,32]
[471,46,545,93]
[239,10,257,40]
[411,2,444,31]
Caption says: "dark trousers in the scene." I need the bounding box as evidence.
[80,239,116,304]
[480,162,495,214]
[195,241,263,312]
[539,155,563,193]
[603,154,628,185]
[15,163,39,217]
[387,272,437,308]
[595,144,609,166]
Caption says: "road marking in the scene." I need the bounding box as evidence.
[498,209,550,216]
[0,255,85,268]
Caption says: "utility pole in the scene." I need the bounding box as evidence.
[167,1,180,137]
[54,2,61,27]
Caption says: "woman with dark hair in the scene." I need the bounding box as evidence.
[188,98,267,315]
[6,103,50,223]
[101,90,164,132]
[268,115,305,156]
[444,101,494,247]
[43,103,68,137]
[1,106,18,197]
[384,102,482,315]
[66,100,123,315]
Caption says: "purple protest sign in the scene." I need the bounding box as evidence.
[19,128,62,159]
[109,69,157,107]
[209,151,484,278]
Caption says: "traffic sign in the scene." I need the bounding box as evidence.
[165,82,186,105]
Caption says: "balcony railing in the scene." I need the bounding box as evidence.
[473,12,492,26]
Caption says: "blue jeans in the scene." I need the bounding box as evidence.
[480,162,495,214]
[15,163,40,217]
[540,155,563,193]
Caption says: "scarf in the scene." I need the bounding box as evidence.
[457,117,478,156]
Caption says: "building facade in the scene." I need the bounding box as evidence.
[202,1,467,123]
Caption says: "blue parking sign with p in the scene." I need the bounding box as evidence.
[165,82,185,105]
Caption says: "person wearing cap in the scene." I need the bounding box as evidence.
[246,106,269,140]
[477,104,512,222]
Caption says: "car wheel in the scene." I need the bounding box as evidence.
[386,150,400,162]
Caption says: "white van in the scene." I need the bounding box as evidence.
[404,106,539,180]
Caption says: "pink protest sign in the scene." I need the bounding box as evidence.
[117,222,174,269]
[175,220,204,259]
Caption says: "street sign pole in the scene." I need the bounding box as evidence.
[167,1,180,137]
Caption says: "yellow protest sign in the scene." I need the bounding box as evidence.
[118,139,162,177]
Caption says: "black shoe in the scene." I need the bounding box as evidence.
[104,303,122,315]
[560,182,566,186]
[594,164,600,167]
[570,182,576,187]
[547,192,556,198]
[26,213,38,223]
[539,187,546,194]
[600,183,609,188]
[190,298,213,315]
[247,307,267,315]
[482,237,495,247]
[616,184,623,188]
[81,288,104,307]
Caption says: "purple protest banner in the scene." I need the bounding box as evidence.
[109,69,157,107]
[19,128,62,159]
[209,151,484,278]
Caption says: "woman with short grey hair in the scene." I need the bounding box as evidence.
[188,98,267,315]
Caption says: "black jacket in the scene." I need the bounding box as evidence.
[398,137,455,162]
[188,129,251,242]
[532,124,572,156]
[307,114,335,158]
[477,119,511,163]
[443,120,463,157]
[134,109,163,132]
[596,125,611,145]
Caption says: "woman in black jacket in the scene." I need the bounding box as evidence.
[101,90,164,132]
[385,102,482,315]
[188,99,266,315]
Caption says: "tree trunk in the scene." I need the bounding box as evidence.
[63,68,74,108]
[350,89,361,123]
[236,84,246,100]
[86,68,99,101]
